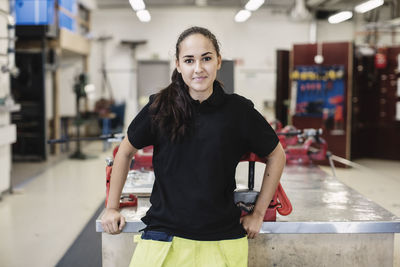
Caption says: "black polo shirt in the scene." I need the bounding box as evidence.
[127,84,279,241]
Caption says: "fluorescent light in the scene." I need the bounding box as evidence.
[328,11,353,24]
[355,0,384,13]
[235,10,251,22]
[129,0,145,11]
[137,10,151,22]
[245,0,265,11]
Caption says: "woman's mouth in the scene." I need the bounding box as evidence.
[193,76,207,81]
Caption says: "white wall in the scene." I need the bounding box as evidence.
[317,20,354,43]
[58,55,86,117]
[45,54,86,120]
[89,7,356,127]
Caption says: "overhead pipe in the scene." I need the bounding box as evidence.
[309,19,317,43]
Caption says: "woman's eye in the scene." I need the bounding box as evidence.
[203,57,212,61]
[184,59,194,63]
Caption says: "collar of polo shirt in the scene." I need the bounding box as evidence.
[191,82,226,108]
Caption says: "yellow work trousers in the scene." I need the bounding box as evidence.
[129,234,248,267]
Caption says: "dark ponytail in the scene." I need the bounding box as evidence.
[150,69,194,142]
[150,26,223,142]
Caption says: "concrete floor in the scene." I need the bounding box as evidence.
[0,142,109,267]
[0,142,399,267]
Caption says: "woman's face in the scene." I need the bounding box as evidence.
[176,33,221,98]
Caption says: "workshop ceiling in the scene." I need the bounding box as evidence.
[96,0,368,13]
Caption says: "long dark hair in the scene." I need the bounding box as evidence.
[150,26,223,142]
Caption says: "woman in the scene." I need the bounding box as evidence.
[101,26,286,267]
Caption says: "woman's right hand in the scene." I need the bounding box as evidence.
[101,208,126,235]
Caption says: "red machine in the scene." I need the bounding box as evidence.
[276,125,328,165]
[284,129,327,165]
[131,147,153,170]
[234,152,293,222]
[277,125,301,148]
[111,145,153,170]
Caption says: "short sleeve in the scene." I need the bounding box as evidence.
[242,100,279,157]
[127,95,156,149]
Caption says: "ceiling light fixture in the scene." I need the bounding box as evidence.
[355,0,384,13]
[235,10,252,22]
[245,0,265,11]
[328,11,353,24]
[290,0,312,21]
[137,10,151,22]
[129,0,145,11]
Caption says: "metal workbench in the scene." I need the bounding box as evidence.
[96,165,400,267]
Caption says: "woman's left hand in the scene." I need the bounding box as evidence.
[240,212,264,239]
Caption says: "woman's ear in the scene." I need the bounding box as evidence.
[217,55,222,70]
[176,59,181,73]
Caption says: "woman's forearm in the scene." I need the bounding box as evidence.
[107,137,137,210]
[253,143,286,218]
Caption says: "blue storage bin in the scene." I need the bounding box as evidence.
[59,10,76,32]
[59,0,77,15]
[14,0,55,25]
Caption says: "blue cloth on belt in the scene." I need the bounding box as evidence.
[141,231,173,242]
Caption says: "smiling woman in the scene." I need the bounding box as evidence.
[101,26,286,267]
[176,33,222,101]
[150,26,225,143]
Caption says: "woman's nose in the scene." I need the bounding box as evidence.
[194,61,204,73]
